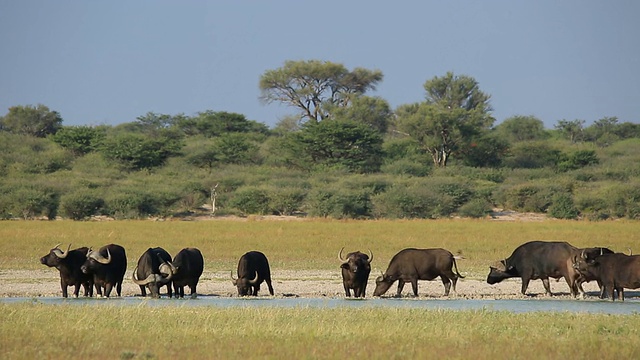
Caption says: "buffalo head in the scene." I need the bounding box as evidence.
[486,259,516,285]
[40,243,71,267]
[231,271,259,296]
[339,247,373,274]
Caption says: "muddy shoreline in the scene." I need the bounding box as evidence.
[0,269,602,300]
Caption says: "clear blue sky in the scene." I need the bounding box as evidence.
[1,1,638,129]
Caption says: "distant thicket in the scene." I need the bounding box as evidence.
[1,64,639,221]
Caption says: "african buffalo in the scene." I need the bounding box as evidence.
[40,244,93,298]
[132,247,176,298]
[574,247,614,298]
[373,248,464,297]
[574,253,640,301]
[487,241,582,297]
[171,248,204,299]
[231,251,274,296]
[81,244,127,298]
[338,247,373,298]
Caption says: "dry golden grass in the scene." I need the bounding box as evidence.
[3,219,639,279]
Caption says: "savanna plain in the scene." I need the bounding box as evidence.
[1,219,639,359]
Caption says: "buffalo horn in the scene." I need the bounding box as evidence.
[132,267,165,286]
[338,247,347,263]
[230,271,238,286]
[53,244,72,259]
[248,271,259,285]
[158,263,174,283]
[367,249,373,264]
[581,249,586,260]
[600,248,603,256]
[90,248,112,264]
[158,254,177,275]
[629,248,633,256]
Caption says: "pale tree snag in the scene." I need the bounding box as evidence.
[210,184,219,216]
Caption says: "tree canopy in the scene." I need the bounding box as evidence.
[396,72,494,167]
[0,104,62,137]
[259,60,383,123]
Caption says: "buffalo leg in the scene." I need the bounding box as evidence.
[60,279,68,298]
[344,284,352,297]
[541,278,553,296]
[104,283,113,298]
[410,279,419,297]
[139,285,147,297]
[94,284,103,297]
[520,277,531,295]
[265,278,274,296]
[116,281,122,297]
[72,282,81,298]
[165,284,173,298]
[441,277,452,296]
[396,280,405,296]
[189,283,197,298]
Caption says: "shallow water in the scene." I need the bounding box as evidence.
[3,296,640,314]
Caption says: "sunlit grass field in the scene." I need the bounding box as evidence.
[2,219,638,277]
[1,219,639,359]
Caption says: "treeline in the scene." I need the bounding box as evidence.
[1,62,639,221]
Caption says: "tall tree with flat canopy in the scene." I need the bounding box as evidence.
[396,72,494,167]
[259,60,383,124]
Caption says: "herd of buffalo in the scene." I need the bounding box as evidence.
[39,240,640,301]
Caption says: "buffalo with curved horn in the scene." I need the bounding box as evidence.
[81,244,127,297]
[40,243,93,298]
[338,247,373,298]
[231,251,274,296]
[132,247,177,298]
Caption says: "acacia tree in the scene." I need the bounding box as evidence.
[396,72,494,167]
[555,119,585,143]
[259,60,383,123]
[0,104,63,137]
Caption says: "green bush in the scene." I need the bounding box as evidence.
[371,182,455,219]
[268,188,306,216]
[228,187,271,215]
[60,190,105,220]
[305,187,375,219]
[548,193,579,219]
[457,198,493,218]
[0,184,58,219]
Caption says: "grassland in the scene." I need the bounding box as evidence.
[2,218,638,277]
[1,219,639,359]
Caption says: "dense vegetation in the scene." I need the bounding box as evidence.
[1,61,639,221]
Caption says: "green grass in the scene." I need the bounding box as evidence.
[1,303,639,359]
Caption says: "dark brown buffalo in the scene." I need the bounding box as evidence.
[338,247,373,298]
[81,244,127,298]
[373,248,464,297]
[487,241,582,296]
[574,253,640,301]
[574,247,614,298]
[171,248,204,298]
[231,251,274,296]
[132,247,176,298]
[40,244,93,298]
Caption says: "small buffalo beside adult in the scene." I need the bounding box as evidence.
[373,248,464,297]
[231,251,274,296]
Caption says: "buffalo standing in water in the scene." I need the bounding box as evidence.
[81,244,127,298]
[487,241,582,296]
[40,244,93,298]
[338,247,373,298]
[171,247,205,299]
[132,247,176,298]
[373,248,464,297]
[231,251,274,296]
